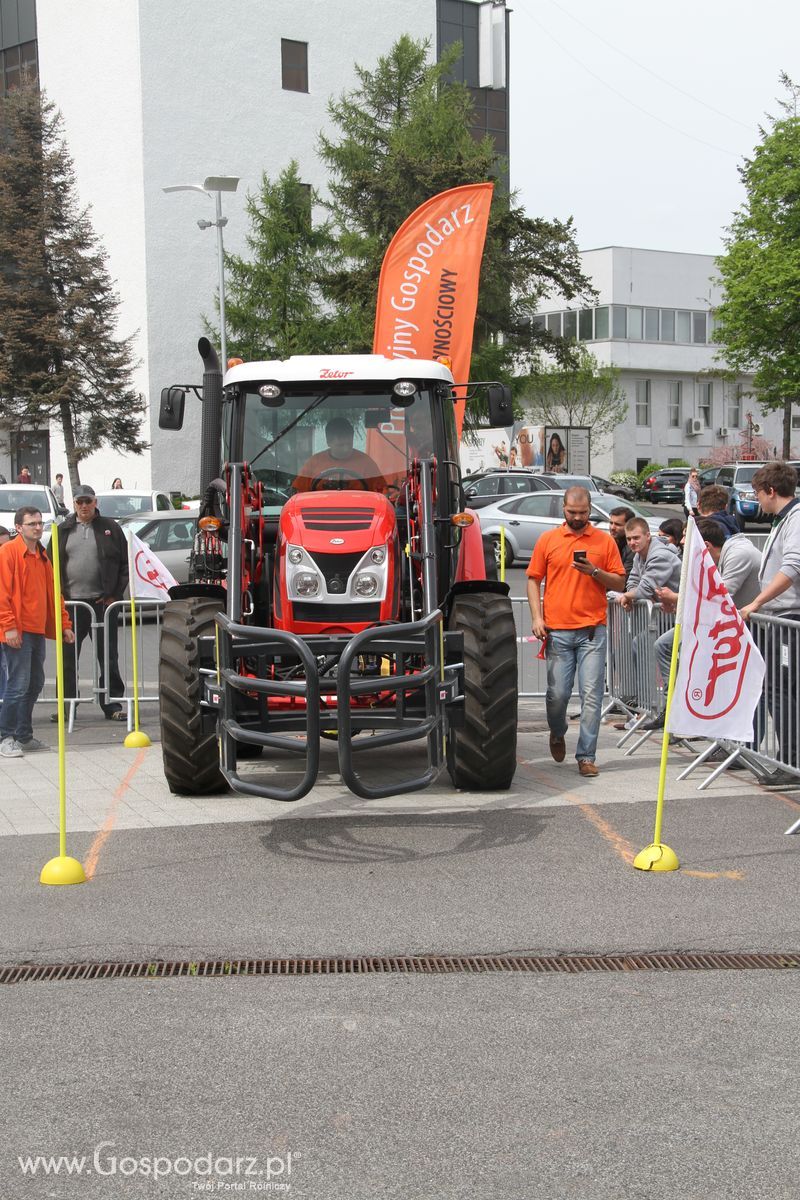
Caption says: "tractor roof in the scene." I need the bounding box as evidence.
[223,354,455,387]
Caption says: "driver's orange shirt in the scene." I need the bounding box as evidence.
[292,449,389,493]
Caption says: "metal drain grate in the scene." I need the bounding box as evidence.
[2,950,800,985]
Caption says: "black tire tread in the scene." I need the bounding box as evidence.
[447,592,518,790]
[159,597,226,795]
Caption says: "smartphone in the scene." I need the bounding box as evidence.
[573,551,587,563]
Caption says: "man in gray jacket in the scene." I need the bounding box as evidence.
[618,518,681,608]
[740,462,800,776]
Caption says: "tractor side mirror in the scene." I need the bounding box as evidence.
[159,387,185,430]
[486,383,513,428]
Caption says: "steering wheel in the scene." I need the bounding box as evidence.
[310,468,369,491]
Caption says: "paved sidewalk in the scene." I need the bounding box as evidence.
[1,701,796,837]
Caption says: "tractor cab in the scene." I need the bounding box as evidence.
[221,356,463,632]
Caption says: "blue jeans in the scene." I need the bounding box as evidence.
[546,625,608,762]
[0,644,7,705]
[0,632,46,744]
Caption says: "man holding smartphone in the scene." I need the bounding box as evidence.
[527,488,626,776]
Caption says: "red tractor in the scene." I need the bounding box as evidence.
[157,339,518,801]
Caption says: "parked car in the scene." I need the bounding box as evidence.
[639,468,690,503]
[590,474,636,500]
[713,462,780,530]
[462,469,559,510]
[0,483,67,548]
[94,489,174,519]
[116,509,199,584]
[477,490,662,568]
[697,465,727,489]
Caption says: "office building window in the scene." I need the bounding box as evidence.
[627,307,643,340]
[563,311,577,340]
[612,306,627,338]
[676,310,692,342]
[644,308,659,340]
[281,39,308,92]
[660,309,675,342]
[698,381,712,428]
[546,313,561,337]
[727,385,742,429]
[792,411,800,432]
[667,381,681,428]
[1,40,37,94]
[635,380,651,427]
[693,312,707,343]
[594,307,609,339]
[579,309,593,340]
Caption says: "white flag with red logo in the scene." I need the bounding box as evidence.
[668,519,764,740]
[130,533,178,600]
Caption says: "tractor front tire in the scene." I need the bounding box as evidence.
[447,591,518,790]
[159,596,227,795]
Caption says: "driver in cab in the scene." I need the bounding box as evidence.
[292,417,389,493]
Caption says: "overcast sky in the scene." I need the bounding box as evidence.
[509,0,799,256]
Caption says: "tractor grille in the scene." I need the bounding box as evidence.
[300,507,374,532]
[293,601,381,623]
[2,951,799,985]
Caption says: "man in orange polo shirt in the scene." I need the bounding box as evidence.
[0,506,74,758]
[527,487,625,776]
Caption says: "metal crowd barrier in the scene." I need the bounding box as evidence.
[41,599,167,732]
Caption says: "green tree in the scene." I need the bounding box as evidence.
[516,346,628,454]
[217,162,353,360]
[0,85,145,490]
[318,36,593,418]
[714,73,800,458]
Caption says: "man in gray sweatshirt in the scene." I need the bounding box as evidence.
[740,461,800,776]
[618,518,681,608]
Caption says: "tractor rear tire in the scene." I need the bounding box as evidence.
[447,591,518,790]
[159,596,227,795]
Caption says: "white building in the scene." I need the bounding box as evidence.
[2,0,509,499]
[533,245,797,476]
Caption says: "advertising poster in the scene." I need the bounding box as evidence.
[544,428,569,473]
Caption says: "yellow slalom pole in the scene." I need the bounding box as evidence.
[633,518,697,873]
[499,525,506,584]
[40,525,86,886]
[124,533,151,749]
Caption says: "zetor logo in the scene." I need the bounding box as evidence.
[319,368,353,378]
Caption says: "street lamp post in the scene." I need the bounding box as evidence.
[163,175,240,369]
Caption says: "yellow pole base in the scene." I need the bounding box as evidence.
[124,730,152,748]
[40,855,87,886]
[633,843,680,872]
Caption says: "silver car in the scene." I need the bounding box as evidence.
[477,490,662,567]
[117,509,199,584]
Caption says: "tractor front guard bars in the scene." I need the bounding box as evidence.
[214,609,453,802]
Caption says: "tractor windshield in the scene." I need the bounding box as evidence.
[236,385,437,514]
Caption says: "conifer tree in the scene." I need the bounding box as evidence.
[318,36,593,415]
[0,85,145,489]
[218,161,352,360]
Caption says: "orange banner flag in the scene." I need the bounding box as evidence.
[373,182,494,438]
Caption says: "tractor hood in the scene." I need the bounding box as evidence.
[279,491,397,555]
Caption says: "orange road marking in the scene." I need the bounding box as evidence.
[519,759,743,880]
[84,748,147,880]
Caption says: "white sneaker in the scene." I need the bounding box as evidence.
[0,737,24,758]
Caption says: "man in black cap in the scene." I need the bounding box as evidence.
[54,485,129,722]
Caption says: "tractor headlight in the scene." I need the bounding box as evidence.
[354,572,379,597]
[288,546,304,564]
[295,572,320,597]
[370,547,386,564]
